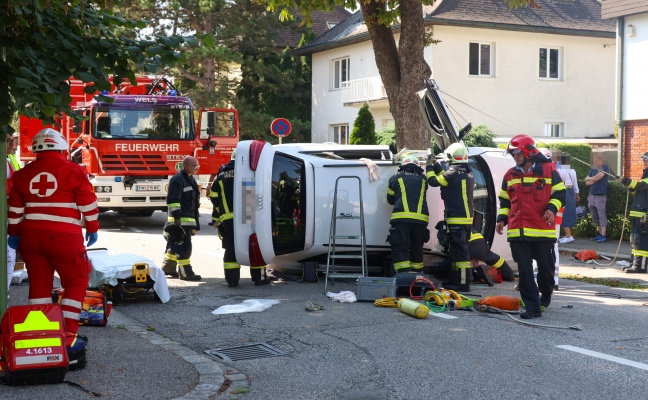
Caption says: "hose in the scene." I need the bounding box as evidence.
[502,312,582,330]
[374,297,399,308]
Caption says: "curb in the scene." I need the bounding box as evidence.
[559,246,632,261]
[110,310,249,400]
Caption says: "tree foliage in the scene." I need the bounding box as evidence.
[463,124,497,148]
[350,103,376,145]
[260,0,531,151]
[1,0,188,135]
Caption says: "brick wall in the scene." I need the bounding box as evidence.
[623,120,648,178]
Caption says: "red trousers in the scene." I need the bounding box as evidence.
[19,229,90,344]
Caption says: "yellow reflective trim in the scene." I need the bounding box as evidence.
[394,261,410,270]
[498,208,510,216]
[507,229,521,238]
[461,179,470,218]
[398,178,409,212]
[507,178,522,187]
[447,217,473,225]
[493,257,505,268]
[426,171,435,179]
[250,265,266,270]
[224,262,240,270]
[469,232,484,241]
[387,188,394,196]
[629,180,637,189]
[15,338,62,349]
[453,261,472,269]
[523,228,556,237]
[164,252,177,261]
[552,182,566,192]
[177,259,190,266]
[391,212,430,223]
[633,249,648,257]
[549,199,563,209]
[14,311,60,333]
[436,174,448,186]
[417,180,426,214]
[411,262,424,270]
[499,189,509,200]
[630,211,646,218]
[219,212,233,222]
[219,180,231,215]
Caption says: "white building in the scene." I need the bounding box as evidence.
[294,0,617,144]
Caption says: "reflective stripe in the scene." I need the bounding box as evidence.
[498,208,510,216]
[250,265,266,270]
[60,298,83,309]
[9,206,25,213]
[29,298,53,305]
[177,259,190,266]
[8,217,22,224]
[218,180,231,217]
[14,310,59,332]
[164,252,177,261]
[417,180,425,214]
[391,212,430,222]
[78,202,98,212]
[507,227,556,239]
[549,198,563,210]
[630,210,646,218]
[411,262,424,270]
[436,173,448,186]
[632,249,648,257]
[397,178,409,212]
[63,310,80,320]
[507,178,522,187]
[469,232,484,241]
[552,182,566,192]
[499,189,509,200]
[461,179,470,218]
[387,188,394,196]
[224,262,240,270]
[26,202,78,209]
[25,213,83,226]
[393,261,410,270]
[453,261,472,269]
[493,257,505,268]
[84,214,99,221]
[447,217,473,225]
[15,338,62,349]
[628,179,638,189]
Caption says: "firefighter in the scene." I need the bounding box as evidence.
[496,135,565,319]
[386,155,429,274]
[616,152,648,273]
[7,128,99,370]
[468,229,515,282]
[426,143,474,292]
[161,156,202,281]
[211,150,270,286]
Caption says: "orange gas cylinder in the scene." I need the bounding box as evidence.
[0,304,69,385]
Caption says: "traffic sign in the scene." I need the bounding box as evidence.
[271,118,292,137]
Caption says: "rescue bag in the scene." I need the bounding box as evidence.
[574,250,598,261]
[52,288,111,327]
[0,304,69,385]
[476,296,521,312]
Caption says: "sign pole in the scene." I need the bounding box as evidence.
[270,118,292,144]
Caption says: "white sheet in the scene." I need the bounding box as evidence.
[87,249,170,303]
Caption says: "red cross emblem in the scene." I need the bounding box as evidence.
[30,173,58,197]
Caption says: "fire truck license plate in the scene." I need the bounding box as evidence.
[135,185,161,192]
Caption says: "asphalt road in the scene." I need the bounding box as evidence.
[2,207,648,399]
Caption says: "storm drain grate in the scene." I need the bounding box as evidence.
[204,342,286,362]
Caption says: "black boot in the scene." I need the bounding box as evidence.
[251,269,270,286]
[225,269,240,287]
[179,265,202,281]
[443,267,471,292]
[162,254,179,278]
[625,256,646,273]
[498,262,515,282]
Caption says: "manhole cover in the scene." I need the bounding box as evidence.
[204,342,286,362]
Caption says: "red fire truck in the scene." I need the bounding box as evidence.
[18,76,239,216]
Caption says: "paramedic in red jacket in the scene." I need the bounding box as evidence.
[496,135,565,319]
[7,128,99,369]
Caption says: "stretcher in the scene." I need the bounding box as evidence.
[87,249,170,304]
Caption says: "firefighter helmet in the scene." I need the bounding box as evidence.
[163,221,186,245]
[401,155,420,167]
[32,128,68,153]
[641,152,648,161]
[445,143,469,164]
[506,134,538,158]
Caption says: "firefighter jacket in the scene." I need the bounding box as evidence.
[621,168,648,220]
[7,151,99,235]
[496,158,565,241]
[167,169,200,229]
[210,160,235,227]
[387,164,429,225]
[426,163,474,225]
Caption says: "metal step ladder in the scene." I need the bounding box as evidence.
[324,176,367,293]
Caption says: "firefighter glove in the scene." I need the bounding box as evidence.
[8,236,19,250]
[85,231,98,247]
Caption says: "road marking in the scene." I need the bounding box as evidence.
[558,345,648,371]
[129,227,144,233]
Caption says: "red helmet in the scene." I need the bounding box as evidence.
[506,134,538,158]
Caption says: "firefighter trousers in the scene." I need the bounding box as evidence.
[511,240,555,313]
[221,225,241,285]
[389,222,427,272]
[448,224,471,285]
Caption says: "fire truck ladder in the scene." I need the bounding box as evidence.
[324,176,367,293]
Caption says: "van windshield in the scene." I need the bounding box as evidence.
[272,153,306,255]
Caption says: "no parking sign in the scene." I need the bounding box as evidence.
[271,118,291,142]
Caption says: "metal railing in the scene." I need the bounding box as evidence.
[340,76,387,104]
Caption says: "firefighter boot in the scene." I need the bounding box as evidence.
[162,253,179,278]
[625,256,646,273]
[225,269,240,288]
[251,269,270,286]
[443,267,471,292]
[179,265,202,281]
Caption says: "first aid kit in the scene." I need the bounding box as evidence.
[0,304,69,385]
[52,288,111,327]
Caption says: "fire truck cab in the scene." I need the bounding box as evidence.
[19,76,238,216]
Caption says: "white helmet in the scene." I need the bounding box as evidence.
[445,143,469,163]
[401,155,420,167]
[540,148,552,159]
[32,128,68,153]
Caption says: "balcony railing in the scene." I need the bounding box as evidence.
[340,76,387,104]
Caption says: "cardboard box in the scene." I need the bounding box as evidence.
[356,277,396,302]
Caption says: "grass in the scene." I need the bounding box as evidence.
[560,273,648,290]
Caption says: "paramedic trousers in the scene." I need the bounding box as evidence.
[19,230,90,343]
[389,222,427,272]
[511,240,555,313]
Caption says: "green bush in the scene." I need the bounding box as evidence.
[573,181,633,240]
[350,103,376,145]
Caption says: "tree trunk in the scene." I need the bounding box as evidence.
[359,0,431,151]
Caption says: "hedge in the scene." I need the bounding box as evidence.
[572,180,633,240]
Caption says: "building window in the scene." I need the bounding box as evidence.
[332,57,350,90]
[331,124,349,144]
[544,123,563,138]
[539,47,561,79]
[469,42,493,76]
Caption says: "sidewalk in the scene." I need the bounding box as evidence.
[558,235,632,261]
